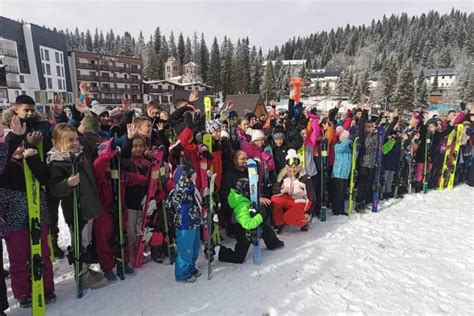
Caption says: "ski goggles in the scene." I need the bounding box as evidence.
[286,157,301,167]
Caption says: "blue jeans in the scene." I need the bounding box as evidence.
[175,228,200,281]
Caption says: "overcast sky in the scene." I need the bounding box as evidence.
[1,0,472,51]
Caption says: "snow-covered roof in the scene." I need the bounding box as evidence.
[262,59,307,66]
[143,79,213,89]
[423,68,456,77]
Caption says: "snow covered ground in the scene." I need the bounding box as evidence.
[3,185,474,315]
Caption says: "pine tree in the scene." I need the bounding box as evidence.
[431,70,439,93]
[98,30,105,53]
[135,31,145,58]
[160,35,169,78]
[177,32,185,64]
[85,29,93,51]
[106,29,115,54]
[169,32,177,58]
[250,46,263,94]
[260,60,277,101]
[393,62,415,109]
[113,35,121,55]
[464,68,474,101]
[415,69,428,105]
[154,27,161,57]
[120,32,134,56]
[380,58,398,102]
[93,28,100,52]
[192,31,199,62]
[143,36,160,80]
[207,37,221,90]
[359,71,370,100]
[220,37,235,98]
[184,37,192,63]
[199,33,209,83]
[73,28,81,49]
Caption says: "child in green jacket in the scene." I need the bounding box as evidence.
[218,178,284,263]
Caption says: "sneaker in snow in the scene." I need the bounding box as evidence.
[177,275,196,283]
[45,292,57,304]
[124,264,135,275]
[18,296,32,308]
[103,270,117,282]
[82,270,108,289]
[192,269,201,278]
[269,240,285,250]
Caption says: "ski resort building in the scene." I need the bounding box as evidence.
[68,51,143,106]
[0,16,73,107]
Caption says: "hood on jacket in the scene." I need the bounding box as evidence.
[2,107,44,126]
[228,188,250,210]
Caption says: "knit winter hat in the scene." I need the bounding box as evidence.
[251,129,265,142]
[285,149,301,166]
[272,126,285,141]
[91,101,108,117]
[206,119,221,133]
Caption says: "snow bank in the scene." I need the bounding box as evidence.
[4,185,474,315]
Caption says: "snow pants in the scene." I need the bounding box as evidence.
[331,178,347,215]
[356,167,374,205]
[218,223,281,264]
[175,228,200,281]
[271,194,307,227]
[414,162,432,183]
[5,226,54,299]
[94,210,130,271]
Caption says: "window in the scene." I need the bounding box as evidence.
[63,79,66,89]
[44,50,50,61]
[15,91,20,97]
[46,64,51,75]
[441,76,445,79]
[42,63,45,74]
[20,75,24,83]
[58,79,62,90]
[60,54,63,64]
[55,52,60,63]
[173,66,177,71]
[21,90,26,95]
[21,60,27,68]
[56,65,61,76]
[40,49,44,60]
[47,78,52,89]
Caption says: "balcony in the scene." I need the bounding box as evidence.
[99,65,130,73]
[5,65,19,74]
[98,98,122,104]
[130,78,142,84]
[77,74,100,82]
[0,48,18,58]
[131,88,142,93]
[7,80,21,89]
[76,63,98,70]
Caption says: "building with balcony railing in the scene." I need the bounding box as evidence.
[0,16,73,104]
[68,51,143,105]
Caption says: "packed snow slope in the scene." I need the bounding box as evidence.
[4,185,474,315]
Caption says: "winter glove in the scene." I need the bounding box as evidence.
[104,138,117,157]
[147,200,157,216]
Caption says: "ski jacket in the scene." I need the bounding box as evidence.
[47,133,103,224]
[0,149,50,233]
[280,177,307,201]
[166,166,201,230]
[228,189,263,230]
[332,139,353,179]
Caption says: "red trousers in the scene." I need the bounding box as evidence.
[93,210,130,271]
[5,226,55,299]
[271,194,307,227]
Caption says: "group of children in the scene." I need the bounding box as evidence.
[0,82,473,313]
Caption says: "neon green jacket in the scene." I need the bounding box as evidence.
[228,189,263,230]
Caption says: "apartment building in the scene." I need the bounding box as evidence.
[68,51,143,105]
[0,16,72,106]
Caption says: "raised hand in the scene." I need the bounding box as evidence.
[26,131,43,147]
[23,148,38,158]
[188,90,199,103]
[225,100,234,111]
[10,115,26,135]
[127,123,138,139]
[75,99,91,115]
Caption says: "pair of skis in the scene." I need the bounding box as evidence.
[348,137,359,217]
[372,126,385,213]
[439,124,464,191]
[202,96,220,279]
